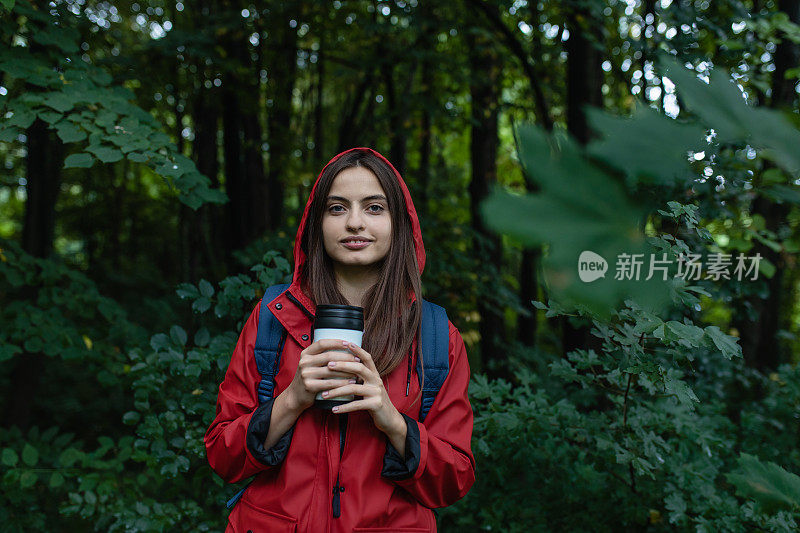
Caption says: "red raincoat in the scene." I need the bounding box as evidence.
[204,147,475,532]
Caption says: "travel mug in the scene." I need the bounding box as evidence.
[313,304,364,410]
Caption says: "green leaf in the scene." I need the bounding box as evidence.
[170,325,187,347]
[42,92,74,113]
[198,279,214,297]
[726,453,800,513]
[32,25,80,54]
[23,336,43,353]
[194,327,210,347]
[59,448,82,468]
[20,471,36,488]
[664,321,704,347]
[6,108,36,129]
[86,144,123,163]
[1,1,16,11]
[37,110,63,125]
[55,120,87,143]
[64,153,94,169]
[0,126,20,142]
[660,56,800,175]
[150,333,170,352]
[703,326,742,359]
[127,152,150,163]
[49,472,65,488]
[123,411,140,425]
[662,371,699,405]
[586,103,705,186]
[1,448,18,467]
[482,124,671,317]
[762,185,800,205]
[192,297,211,314]
[176,283,199,299]
[22,443,38,466]
[95,109,118,128]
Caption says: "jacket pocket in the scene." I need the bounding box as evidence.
[229,497,298,533]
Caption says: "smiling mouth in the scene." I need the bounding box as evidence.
[340,238,372,249]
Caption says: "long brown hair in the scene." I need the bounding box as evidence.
[300,151,422,376]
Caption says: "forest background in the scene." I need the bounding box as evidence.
[2,0,800,531]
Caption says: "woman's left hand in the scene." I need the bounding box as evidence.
[322,341,405,438]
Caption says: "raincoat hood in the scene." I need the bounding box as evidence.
[289,147,426,313]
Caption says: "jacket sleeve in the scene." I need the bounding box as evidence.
[204,301,294,484]
[381,322,476,508]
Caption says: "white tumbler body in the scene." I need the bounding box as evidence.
[313,328,363,402]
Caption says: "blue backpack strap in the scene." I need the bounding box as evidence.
[253,283,290,403]
[227,284,289,510]
[417,300,450,423]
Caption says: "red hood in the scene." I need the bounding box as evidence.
[289,147,425,313]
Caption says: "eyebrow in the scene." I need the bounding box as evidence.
[326,195,387,204]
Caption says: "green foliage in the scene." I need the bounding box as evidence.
[0,240,144,364]
[727,454,800,514]
[440,291,799,531]
[56,251,289,531]
[659,56,800,175]
[0,1,226,210]
[587,102,706,187]
[482,124,672,318]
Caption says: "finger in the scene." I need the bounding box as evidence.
[331,398,375,414]
[304,378,357,393]
[320,383,375,400]
[304,338,355,355]
[302,366,354,380]
[326,361,371,381]
[301,351,360,368]
[342,342,376,372]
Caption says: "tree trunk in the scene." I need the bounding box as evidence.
[314,25,325,170]
[222,81,247,259]
[5,118,64,430]
[265,2,301,231]
[466,17,506,378]
[418,54,432,217]
[561,3,604,356]
[731,0,799,371]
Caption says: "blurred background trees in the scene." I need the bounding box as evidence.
[2,0,800,530]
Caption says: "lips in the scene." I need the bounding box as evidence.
[340,237,373,249]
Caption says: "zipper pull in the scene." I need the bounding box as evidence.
[406,349,412,397]
[332,485,342,518]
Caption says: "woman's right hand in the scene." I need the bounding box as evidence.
[285,339,361,412]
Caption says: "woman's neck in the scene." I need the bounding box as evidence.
[334,264,380,307]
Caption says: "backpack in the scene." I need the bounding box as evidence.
[226,283,450,509]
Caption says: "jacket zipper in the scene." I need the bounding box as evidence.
[332,413,348,518]
[287,288,347,518]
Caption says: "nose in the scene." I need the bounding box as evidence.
[346,209,365,231]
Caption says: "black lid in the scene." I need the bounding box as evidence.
[314,304,364,331]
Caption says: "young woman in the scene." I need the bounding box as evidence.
[204,147,475,532]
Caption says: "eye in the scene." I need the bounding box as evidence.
[367,204,385,214]
[328,204,345,213]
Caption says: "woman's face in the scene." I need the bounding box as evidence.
[322,166,392,272]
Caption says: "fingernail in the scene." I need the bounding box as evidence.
[332,406,339,413]
[349,379,356,384]
[328,361,336,367]
[355,357,361,363]
[342,340,348,346]
[322,391,329,397]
